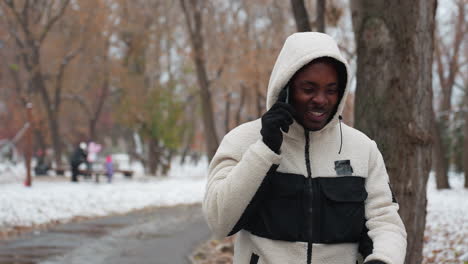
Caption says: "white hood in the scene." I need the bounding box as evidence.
[266,32,351,130]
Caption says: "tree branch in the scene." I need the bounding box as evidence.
[39,0,71,43]
[3,0,28,38]
[0,49,24,101]
[3,0,37,57]
[179,0,195,44]
[7,24,24,49]
[61,93,92,117]
[434,29,446,89]
[90,47,111,136]
[207,55,226,88]
[54,46,83,111]
[445,0,465,89]
[21,0,30,28]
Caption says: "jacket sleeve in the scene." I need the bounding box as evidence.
[363,141,407,264]
[202,133,281,239]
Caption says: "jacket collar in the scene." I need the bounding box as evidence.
[285,117,339,141]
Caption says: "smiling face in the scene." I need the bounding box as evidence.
[290,60,341,131]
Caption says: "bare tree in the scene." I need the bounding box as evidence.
[458,43,468,187]
[64,21,113,144]
[180,0,219,161]
[464,85,468,188]
[290,0,328,33]
[0,41,48,153]
[224,91,232,133]
[432,0,466,189]
[290,0,311,32]
[0,0,81,166]
[316,0,326,32]
[112,0,192,175]
[351,0,436,263]
[63,72,110,143]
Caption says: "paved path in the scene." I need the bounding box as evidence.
[0,204,211,264]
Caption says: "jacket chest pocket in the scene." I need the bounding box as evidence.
[318,176,368,243]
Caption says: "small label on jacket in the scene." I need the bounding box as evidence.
[334,160,353,176]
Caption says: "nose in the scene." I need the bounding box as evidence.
[311,91,326,106]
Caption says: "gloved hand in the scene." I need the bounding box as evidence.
[261,88,295,154]
[364,261,386,264]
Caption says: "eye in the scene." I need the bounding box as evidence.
[327,89,338,95]
[302,86,316,93]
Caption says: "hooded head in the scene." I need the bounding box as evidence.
[79,142,87,151]
[266,32,350,132]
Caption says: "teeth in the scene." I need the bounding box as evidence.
[311,111,325,116]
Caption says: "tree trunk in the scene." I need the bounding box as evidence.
[89,120,97,142]
[49,116,62,167]
[432,114,450,189]
[34,66,63,167]
[180,146,190,165]
[2,0,72,168]
[316,0,326,33]
[180,0,219,161]
[431,1,465,189]
[235,84,247,127]
[161,149,174,176]
[193,31,219,162]
[89,79,109,142]
[225,91,231,133]
[147,138,159,176]
[464,91,468,188]
[351,1,436,263]
[29,54,63,167]
[256,87,264,117]
[290,0,311,32]
[33,128,47,155]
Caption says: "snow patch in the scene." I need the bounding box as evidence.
[0,157,208,230]
[423,172,468,264]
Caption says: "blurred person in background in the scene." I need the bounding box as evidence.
[105,155,114,183]
[85,141,102,179]
[70,142,87,182]
[34,149,51,176]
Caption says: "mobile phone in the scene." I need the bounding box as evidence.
[284,85,290,104]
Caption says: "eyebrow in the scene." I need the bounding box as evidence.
[300,81,338,86]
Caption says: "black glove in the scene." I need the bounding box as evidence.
[261,89,295,154]
[364,261,386,264]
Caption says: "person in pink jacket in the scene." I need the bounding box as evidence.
[105,155,114,183]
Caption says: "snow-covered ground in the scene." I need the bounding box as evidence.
[423,172,468,264]
[0,157,208,230]
[0,158,467,262]
[0,162,27,184]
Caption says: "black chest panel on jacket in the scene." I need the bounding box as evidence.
[233,169,368,244]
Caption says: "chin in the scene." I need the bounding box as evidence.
[299,116,327,131]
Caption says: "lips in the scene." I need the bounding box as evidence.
[305,110,328,122]
[310,111,325,117]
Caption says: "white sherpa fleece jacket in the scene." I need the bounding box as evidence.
[203,32,407,264]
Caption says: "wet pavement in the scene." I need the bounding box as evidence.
[0,203,211,264]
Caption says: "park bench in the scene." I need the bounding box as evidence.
[116,169,134,178]
[52,167,133,180]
